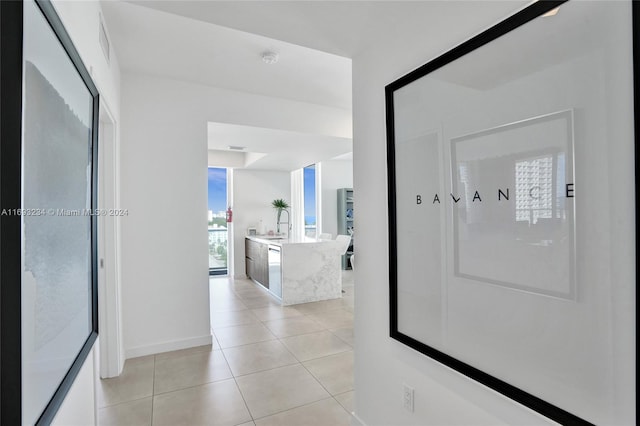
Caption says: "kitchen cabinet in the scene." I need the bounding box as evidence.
[246,236,342,305]
[245,238,269,288]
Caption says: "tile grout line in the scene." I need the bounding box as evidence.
[250,396,341,423]
[220,344,353,381]
[257,305,354,419]
[291,280,356,419]
[236,281,343,418]
[214,278,354,356]
[210,275,354,422]
[97,395,153,410]
[213,313,352,348]
[150,354,156,425]
[103,276,351,424]
[226,361,302,381]
[253,286,352,360]
[258,304,353,364]
[226,280,264,422]
[217,333,258,424]
[292,331,354,416]
[265,281,354,419]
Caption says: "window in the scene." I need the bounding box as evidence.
[303,165,316,238]
[208,167,228,275]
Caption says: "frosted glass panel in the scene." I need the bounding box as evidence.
[389,1,635,424]
[21,1,94,424]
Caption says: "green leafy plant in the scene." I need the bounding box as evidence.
[271,199,289,210]
[272,199,289,233]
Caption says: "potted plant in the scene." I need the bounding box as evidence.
[272,198,289,233]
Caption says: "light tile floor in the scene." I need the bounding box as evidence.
[98,271,355,426]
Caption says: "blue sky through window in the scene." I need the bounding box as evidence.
[208,167,227,212]
[304,165,316,225]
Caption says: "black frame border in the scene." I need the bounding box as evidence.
[0,0,99,424]
[385,1,636,424]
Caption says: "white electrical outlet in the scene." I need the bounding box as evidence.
[402,383,414,412]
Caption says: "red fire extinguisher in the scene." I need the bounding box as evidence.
[226,206,233,223]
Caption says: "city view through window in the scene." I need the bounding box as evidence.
[208,167,228,274]
[304,165,316,238]
[208,165,314,275]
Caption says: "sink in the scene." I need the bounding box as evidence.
[259,236,286,240]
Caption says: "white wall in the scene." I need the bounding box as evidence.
[120,72,349,356]
[319,159,353,239]
[47,0,121,423]
[119,76,211,358]
[125,73,351,141]
[231,169,291,277]
[53,0,120,121]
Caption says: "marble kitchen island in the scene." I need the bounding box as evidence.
[245,235,343,305]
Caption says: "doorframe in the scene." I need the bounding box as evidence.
[98,99,124,378]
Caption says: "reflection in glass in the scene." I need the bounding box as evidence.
[451,110,574,299]
[515,153,565,225]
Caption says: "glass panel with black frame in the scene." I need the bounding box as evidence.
[0,0,99,424]
[386,1,636,423]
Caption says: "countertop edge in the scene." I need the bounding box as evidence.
[245,235,334,246]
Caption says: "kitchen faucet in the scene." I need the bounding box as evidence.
[277,209,291,237]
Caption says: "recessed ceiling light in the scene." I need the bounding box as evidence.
[543,7,559,17]
[228,145,245,151]
[262,51,279,65]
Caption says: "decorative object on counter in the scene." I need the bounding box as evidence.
[271,198,290,234]
[247,227,257,236]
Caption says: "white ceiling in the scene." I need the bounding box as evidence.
[102,1,528,171]
[101,1,352,110]
[208,123,352,171]
[124,1,529,59]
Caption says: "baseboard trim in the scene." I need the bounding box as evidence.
[125,334,213,359]
[351,411,366,426]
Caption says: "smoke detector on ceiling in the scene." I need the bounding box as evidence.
[262,51,279,65]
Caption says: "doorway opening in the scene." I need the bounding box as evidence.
[208,167,229,276]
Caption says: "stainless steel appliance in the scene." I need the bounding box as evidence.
[267,245,282,298]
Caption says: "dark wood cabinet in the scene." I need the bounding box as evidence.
[245,238,269,288]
